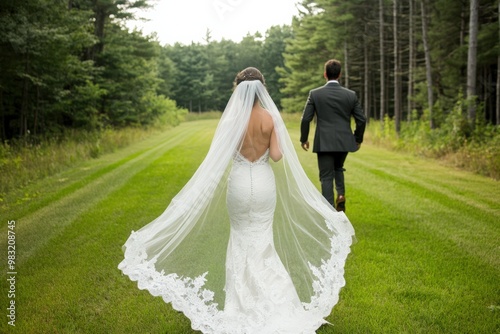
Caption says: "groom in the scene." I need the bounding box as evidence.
[300,59,366,212]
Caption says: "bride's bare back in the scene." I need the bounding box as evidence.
[239,104,282,162]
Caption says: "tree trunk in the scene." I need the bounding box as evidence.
[460,1,467,47]
[497,56,500,125]
[85,2,108,61]
[20,54,31,137]
[467,0,479,122]
[379,0,385,123]
[33,85,39,136]
[0,90,4,141]
[420,0,434,129]
[497,0,500,125]
[93,8,107,57]
[344,40,349,88]
[393,0,401,134]
[364,23,370,123]
[408,0,415,121]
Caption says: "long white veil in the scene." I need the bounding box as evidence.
[118,80,355,332]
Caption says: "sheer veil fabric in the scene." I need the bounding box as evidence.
[118,80,355,333]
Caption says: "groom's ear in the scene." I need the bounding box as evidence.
[323,72,328,80]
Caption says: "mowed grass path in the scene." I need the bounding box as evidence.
[1,119,499,333]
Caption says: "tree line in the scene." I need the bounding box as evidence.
[1,0,498,143]
[0,0,184,141]
[163,25,292,113]
[281,0,499,131]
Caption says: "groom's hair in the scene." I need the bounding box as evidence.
[324,59,342,80]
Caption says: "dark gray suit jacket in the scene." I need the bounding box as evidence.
[300,82,366,153]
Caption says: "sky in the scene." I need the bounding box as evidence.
[127,0,300,45]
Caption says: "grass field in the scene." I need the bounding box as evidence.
[1,119,499,333]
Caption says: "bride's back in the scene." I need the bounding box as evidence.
[239,105,274,162]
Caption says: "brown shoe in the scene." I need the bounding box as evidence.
[336,195,346,212]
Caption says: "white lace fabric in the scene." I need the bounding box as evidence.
[118,81,355,333]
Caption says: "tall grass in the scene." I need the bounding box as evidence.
[0,126,169,201]
[0,100,188,200]
[183,111,222,121]
[367,97,500,180]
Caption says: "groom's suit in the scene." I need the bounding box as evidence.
[300,81,366,206]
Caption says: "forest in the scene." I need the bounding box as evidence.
[0,0,499,173]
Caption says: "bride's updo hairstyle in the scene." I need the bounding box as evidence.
[234,67,266,105]
[234,67,265,86]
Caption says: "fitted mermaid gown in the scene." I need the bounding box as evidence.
[223,150,323,333]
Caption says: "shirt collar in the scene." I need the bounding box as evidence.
[327,80,339,84]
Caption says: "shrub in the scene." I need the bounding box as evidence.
[367,94,499,179]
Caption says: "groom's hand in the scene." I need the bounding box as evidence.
[301,141,309,151]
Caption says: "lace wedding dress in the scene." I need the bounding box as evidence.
[118,80,355,333]
[224,150,323,332]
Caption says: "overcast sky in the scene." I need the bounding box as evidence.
[127,0,300,45]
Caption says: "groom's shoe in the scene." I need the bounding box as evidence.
[336,195,346,212]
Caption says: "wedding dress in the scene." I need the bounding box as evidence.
[118,80,355,333]
[224,149,324,333]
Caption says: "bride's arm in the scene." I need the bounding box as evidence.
[269,126,282,162]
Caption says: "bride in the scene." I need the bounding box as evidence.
[118,67,355,333]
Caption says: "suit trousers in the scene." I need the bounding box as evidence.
[317,152,348,206]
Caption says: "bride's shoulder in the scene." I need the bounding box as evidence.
[255,106,272,120]
[259,109,274,131]
[250,105,269,120]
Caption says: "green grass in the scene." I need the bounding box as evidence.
[1,119,499,333]
[0,126,176,199]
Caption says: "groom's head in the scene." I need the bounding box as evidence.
[324,59,342,81]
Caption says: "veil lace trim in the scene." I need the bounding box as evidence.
[119,226,352,333]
